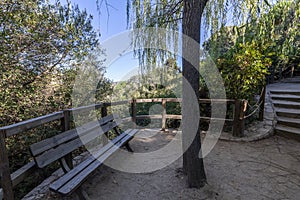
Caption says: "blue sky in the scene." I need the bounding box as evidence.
[64,1,209,82]
[68,0,139,81]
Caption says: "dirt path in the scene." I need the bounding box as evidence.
[24,128,300,200]
[43,129,300,200]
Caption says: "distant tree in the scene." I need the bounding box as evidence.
[60,46,113,108]
[0,0,99,125]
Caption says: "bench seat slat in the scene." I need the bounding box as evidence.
[49,129,131,191]
[34,121,121,168]
[50,129,137,194]
[30,115,116,156]
[58,134,133,195]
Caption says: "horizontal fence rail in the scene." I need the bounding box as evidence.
[0,112,64,137]
[0,98,242,137]
[0,96,265,200]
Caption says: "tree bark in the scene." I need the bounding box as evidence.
[182,0,208,188]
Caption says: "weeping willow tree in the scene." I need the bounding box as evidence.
[207,0,300,76]
[253,0,300,77]
[126,0,273,66]
[123,0,274,188]
[97,0,274,188]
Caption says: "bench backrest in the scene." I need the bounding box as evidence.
[30,114,121,168]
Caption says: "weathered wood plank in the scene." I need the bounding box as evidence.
[136,98,163,103]
[1,112,64,137]
[60,110,73,169]
[199,99,235,103]
[35,137,84,168]
[122,117,132,122]
[61,110,71,132]
[259,86,266,121]
[101,106,108,145]
[136,115,162,119]
[11,161,36,187]
[233,100,247,137]
[161,99,167,130]
[133,98,233,104]
[58,143,122,195]
[69,104,103,113]
[101,107,108,118]
[30,129,76,157]
[79,121,121,145]
[131,99,137,128]
[34,120,121,168]
[56,130,138,195]
[50,129,134,192]
[0,98,234,137]
[0,130,14,200]
[200,116,233,122]
[30,115,116,156]
[61,110,73,170]
[165,98,182,102]
[166,114,182,119]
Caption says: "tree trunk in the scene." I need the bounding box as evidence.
[182,0,208,188]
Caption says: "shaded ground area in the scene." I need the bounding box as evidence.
[43,129,300,200]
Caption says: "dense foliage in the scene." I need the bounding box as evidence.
[0,1,111,198]
[112,60,182,128]
[204,39,271,100]
[253,0,300,76]
[204,0,299,100]
[0,0,112,126]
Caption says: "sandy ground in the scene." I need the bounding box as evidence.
[43,129,300,200]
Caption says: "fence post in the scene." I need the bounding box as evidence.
[61,110,73,169]
[131,99,137,128]
[101,104,108,118]
[233,100,247,137]
[161,99,167,131]
[0,129,14,200]
[259,85,266,121]
[101,104,108,144]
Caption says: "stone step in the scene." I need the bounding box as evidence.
[280,77,300,83]
[275,124,300,141]
[271,94,300,102]
[275,108,300,118]
[272,100,300,109]
[277,116,300,128]
[270,90,300,96]
[281,80,300,83]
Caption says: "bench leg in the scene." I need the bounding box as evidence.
[76,188,91,200]
[59,157,72,173]
[113,127,121,135]
[124,143,134,152]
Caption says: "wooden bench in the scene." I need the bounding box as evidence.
[29,114,138,199]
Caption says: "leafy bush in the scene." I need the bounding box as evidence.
[218,41,271,100]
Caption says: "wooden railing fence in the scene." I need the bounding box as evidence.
[0,96,265,199]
